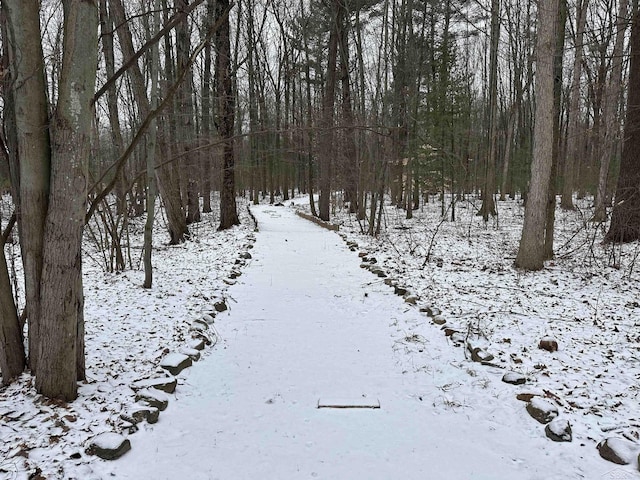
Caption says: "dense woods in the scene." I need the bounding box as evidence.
[0,0,638,399]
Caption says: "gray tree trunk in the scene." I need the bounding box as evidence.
[4,0,51,376]
[216,0,240,230]
[593,0,628,222]
[36,0,98,400]
[515,0,560,270]
[561,0,588,210]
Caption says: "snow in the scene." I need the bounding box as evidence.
[1,194,640,478]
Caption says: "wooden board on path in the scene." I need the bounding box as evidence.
[317,398,380,409]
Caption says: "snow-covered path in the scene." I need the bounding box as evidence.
[93,205,606,480]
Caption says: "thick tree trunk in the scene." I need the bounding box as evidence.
[4,0,51,376]
[515,0,560,270]
[216,0,239,230]
[37,0,98,400]
[605,2,640,242]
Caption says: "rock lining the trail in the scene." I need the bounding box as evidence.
[526,398,559,424]
[597,437,640,465]
[130,376,177,394]
[160,353,193,376]
[545,418,572,442]
[87,433,131,460]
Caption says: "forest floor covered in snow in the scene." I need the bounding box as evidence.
[0,193,639,479]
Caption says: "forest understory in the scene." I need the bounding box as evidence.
[0,193,639,479]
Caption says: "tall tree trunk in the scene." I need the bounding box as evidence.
[318,0,340,221]
[36,0,98,400]
[478,0,500,220]
[515,0,560,270]
[338,3,358,215]
[593,0,628,222]
[201,0,214,213]
[177,0,200,225]
[605,0,640,242]
[561,0,588,210]
[216,0,239,230]
[4,0,51,377]
[545,0,567,260]
[143,1,160,289]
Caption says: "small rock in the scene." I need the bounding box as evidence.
[358,252,367,258]
[502,372,527,385]
[360,263,369,269]
[223,278,236,285]
[421,306,441,317]
[450,333,466,345]
[191,318,209,331]
[135,389,169,411]
[131,376,177,394]
[179,347,201,362]
[122,404,159,424]
[87,433,131,460]
[394,286,408,296]
[470,347,494,363]
[239,252,252,259]
[597,437,639,465]
[526,397,559,424]
[432,315,447,325]
[188,338,205,351]
[191,331,212,346]
[202,313,215,325]
[443,328,459,337]
[545,418,572,442]
[516,393,536,402]
[214,301,228,312]
[404,296,418,305]
[384,278,396,287]
[539,337,558,352]
[160,352,192,376]
[228,270,241,279]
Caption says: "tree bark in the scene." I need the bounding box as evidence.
[593,0,628,222]
[177,0,200,225]
[605,0,640,242]
[216,0,240,230]
[36,0,98,400]
[0,216,25,384]
[4,0,51,376]
[561,0,588,210]
[515,0,560,270]
[478,0,500,220]
[318,0,340,221]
